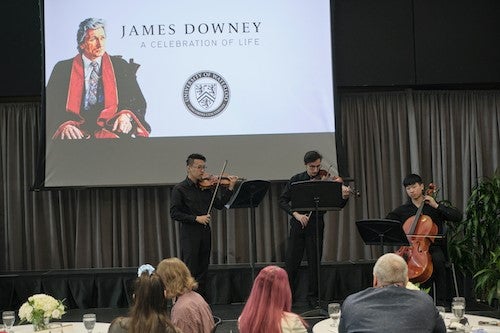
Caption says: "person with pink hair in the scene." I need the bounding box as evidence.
[239,265,308,333]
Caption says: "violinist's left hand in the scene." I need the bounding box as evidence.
[227,175,239,190]
[424,195,439,209]
[342,185,350,199]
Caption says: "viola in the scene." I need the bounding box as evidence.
[314,169,360,197]
[395,183,438,283]
[316,169,344,182]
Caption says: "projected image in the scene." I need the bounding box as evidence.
[43,0,337,187]
[46,18,151,139]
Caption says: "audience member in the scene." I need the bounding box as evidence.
[156,257,215,333]
[108,264,180,333]
[239,265,308,333]
[338,253,446,333]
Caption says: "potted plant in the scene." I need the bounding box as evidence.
[473,248,500,306]
[448,169,500,306]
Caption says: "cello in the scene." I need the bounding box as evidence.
[395,183,438,283]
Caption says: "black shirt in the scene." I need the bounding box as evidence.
[386,201,462,234]
[279,171,348,221]
[170,177,233,225]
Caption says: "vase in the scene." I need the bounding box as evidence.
[32,317,50,331]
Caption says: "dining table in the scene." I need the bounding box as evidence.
[312,313,500,333]
[7,322,110,333]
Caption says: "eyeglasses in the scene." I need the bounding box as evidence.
[191,165,206,170]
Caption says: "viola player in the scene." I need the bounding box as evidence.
[170,153,237,299]
[386,173,462,306]
[279,150,350,306]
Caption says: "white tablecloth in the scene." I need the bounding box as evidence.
[313,314,500,333]
[10,322,110,333]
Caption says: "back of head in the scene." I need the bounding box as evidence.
[239,266,293,333]
[373,253,408,287]
[156,257,198,298]
[128,273,178,333]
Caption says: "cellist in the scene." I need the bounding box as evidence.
[386,174,462,306]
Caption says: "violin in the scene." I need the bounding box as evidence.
[395,183,438,283]
[203,160,242,215]
[198,174,242,190]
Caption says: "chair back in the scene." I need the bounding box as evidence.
[211,315,222,333]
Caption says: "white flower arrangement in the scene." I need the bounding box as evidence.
[406,281,421,290]
[406,281,431,293]
[18,294,65,330]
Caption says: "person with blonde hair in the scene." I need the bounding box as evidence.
[239,265,307,333]
[108,265,180,333]
[156,257,214,333]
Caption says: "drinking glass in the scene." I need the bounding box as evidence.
[328,303,341,331]
[83,313,96,333]
[2,311,15,333]
[452,297,465,321]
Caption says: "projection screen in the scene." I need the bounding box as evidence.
[42,0,338,187]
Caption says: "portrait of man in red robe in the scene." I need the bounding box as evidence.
[46,18,151,139]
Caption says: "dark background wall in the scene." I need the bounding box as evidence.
[1,0,500,97]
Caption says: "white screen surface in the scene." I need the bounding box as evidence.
[43,0,337,187]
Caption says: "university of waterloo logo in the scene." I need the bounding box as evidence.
[183,71,230,117]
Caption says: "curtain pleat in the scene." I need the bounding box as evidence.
[1,90,499,271]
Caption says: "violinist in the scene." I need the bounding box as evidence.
[170,153,238,299]
[386,173,462,306]
[279,150,350,305]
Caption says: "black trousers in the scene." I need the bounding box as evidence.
[424,244,448,304]
[179,223,211,299]
[285,218,325,299]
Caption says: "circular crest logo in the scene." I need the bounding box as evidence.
[183,71,230,117]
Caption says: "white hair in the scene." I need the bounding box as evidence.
[373,253,408,286]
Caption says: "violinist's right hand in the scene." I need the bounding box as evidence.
[196,214,211,225]
[293,212,309,228]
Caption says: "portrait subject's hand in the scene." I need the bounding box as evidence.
[60,124,85,139]
[112,113,133,134]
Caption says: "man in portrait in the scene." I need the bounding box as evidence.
[46,18,151,139]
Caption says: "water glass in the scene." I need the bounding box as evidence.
[452,297,466,320]
[2,311,15,332]
[328,302,341,330]
[83,313,96,333]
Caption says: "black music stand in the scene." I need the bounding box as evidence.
[290,180,344,317]
[225,180,270,280]
[355,219,409,254]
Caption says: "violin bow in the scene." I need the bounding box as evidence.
[206,160,228,215]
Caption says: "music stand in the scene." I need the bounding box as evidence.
[355,219,409,254]
[226,180,270,280]
[290,180,344,317]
